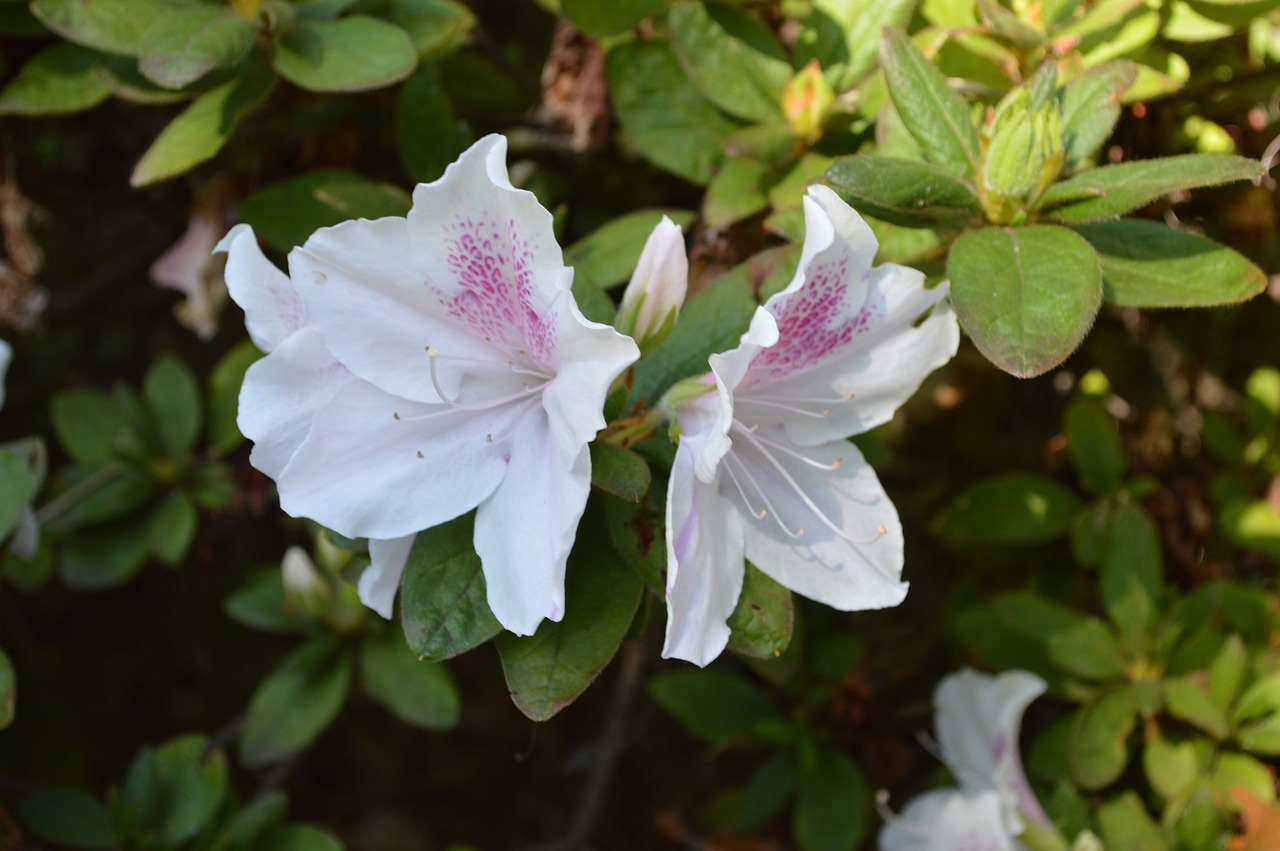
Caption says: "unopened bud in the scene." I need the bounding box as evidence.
[782,60,835,143]
[617,216,688,353]
[981,71,1064,222]
[282,546,331,617]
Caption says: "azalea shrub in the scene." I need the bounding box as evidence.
[1,0,1279,849]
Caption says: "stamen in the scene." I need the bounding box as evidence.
[735,398,831,418]
[426,347,547,411]
[722,460,768,520]
[747,430,844,470]
[726,454,806,538]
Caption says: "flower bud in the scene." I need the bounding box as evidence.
[617,216,688,353]
[782,60,835,143]
[282,545,331,618]
[981,69,1065,223]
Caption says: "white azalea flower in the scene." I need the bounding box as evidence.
[877,668,1051,851]
[150,209,229,341]
[0,338,10,411]
[617,215,688,350]
[661,185,960,666]
[221,135,639,634]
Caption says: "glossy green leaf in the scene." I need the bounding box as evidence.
[239,638,352,767]
[0,43,108,116]
[384,0,475,57]
[589,443,651,503]
[726,563,794,659]
[561,0,665,36]
[496,529,643,721]
[397,62,469,184]
[274,16,416,93]
[19,789,113,850]
[1040,154,1264,222]
[1060,61,1137,171]
[400,514,502,661]
[607,40,743,185]
[794,749,868,851]
[603,489,666,594]
[130,66,275,187]
[947,225,1102,378]
[935,472,1082,546]
[824,155,980,228]
[1069,686,1137,790]
[1065,396,1125,495]
[359,629,460,730]
[880,27,980,179]
[668,2,789,123]
[137,5,256,90]
[144,354,202,456]
[649,669,784,744]
[30,0,169,56]
[565,208,695,289]
[1075,219,1267,307]
[117,734,230,848]
[0,437,44,543]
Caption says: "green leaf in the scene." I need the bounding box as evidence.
[0,43,108,116]
[238,170,410,253]
[1069,686,1137,790]
[224,568,305,634]
[957,591,1094,680]
[649,669,784,744]
[947,225,1102,379]
[94,55,191,104]
[1075,219,1267,308]
[147,492,196,567]
[1060,61,1137,171]
[59,513,151,590]
[735,750,798,832]
[240,637,351,767]
[1236,715,1280,756]
[131,65,275,187]
[668,2,790,123]
[798,0,917,91]
[255,825,344,851]
[0,438,44,543]
[794,749,868,851]
[273,15,416,93]
[212,792,288,850]
[603,490,666,594]
[589,443,651,502]
[0,648,12,730]
[400,514,502,661]
[1143,735,1198,800]
[704,156,771,228]
[144,354,202,456]
[824,155,980,228]
[1095,791,1166,851]
[1211,752,1276,803]
[607,40,744,185]
[564,208,695,289]
[44,466,155,534]
[1039,154,1264,222]
[30,0,170,56]
[359,629,460,730]
[726,563,794,659]
[1099,502,1162,651]
[1220,499,1280,558]
[397,62,469,184]
[1065,397,1125,495]
[880,26,980,179]
[977,0,1043,45]
[935,472,1082,546]
[1045,617,1127,681]
[18,789,113,850]
[1208,634,1247,711]
[1233,671,1280,724]
[561,0,665,36]
[496,523,644,721]
[51,390,126,466]
[138,5,256,90]
[1165,676,1229,739]
[383,0,475,58]
[208,339,261,455]
[117,734,230,849]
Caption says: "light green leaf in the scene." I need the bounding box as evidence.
[1210,752,1276,803]
[1095,791,1166,851]
[0,43,108,116]
[824,154,980,228]
[1075,219,1267,308]
[726,563,794,659]
[117,734,230,848]
[935,472,1082,547]
[1039,154,1264,222]
[30,0,170,56]
[606,40,744,185]
[564,208,695,289]
[400,514,502,661]
[18,789,113,850]
[947,225,1102,378]
[239,637,352,767]
[359,629,460,730]
[794,749,868,851]
[1143,735,1198,800]
[144,354,202,456]
[668,2,790,123]
[880,26,980,179]
[131,66,275,187]
[1208,634,1247,711]
[704,156,771,228]
[1069,686,1137,789]
[1220,498,1280,558]
[1099,502,1162,650]
[649,669,784,744]
[397,62,469,184]
[799,0,917,91]
[0,438,44,543]
[273,15,416,93]
[1045,617,1127,681]
[1165,676,1229,739]
[138,5,257,90]
[94,55,191,104]
[1059,61,1136,171]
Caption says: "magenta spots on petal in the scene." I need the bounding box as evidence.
[750,263,885,379]
[432,214,556,362]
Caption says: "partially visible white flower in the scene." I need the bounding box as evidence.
[877,668,1051,851]
[617,216,687,351]
[222,135,639,635]
[661,185,960,666]
[151,210,230,341]
[0,337,10,411]
[282,545,330,617]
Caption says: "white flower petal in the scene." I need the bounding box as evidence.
[879,789,1019,851]
[766,184,878,311]
[361,534,417,619]
[216,224,303,353]
[619,215,688,341]
[275,378,510,540]
[238,328,351,480]
[935,668,1050,834]
[730,429,908,611]
[662,442,746,666]
[473,415,589,635]
[0,337,10,411]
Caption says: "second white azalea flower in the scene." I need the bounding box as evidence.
[661,185,960,666]
[221,135,639,635]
